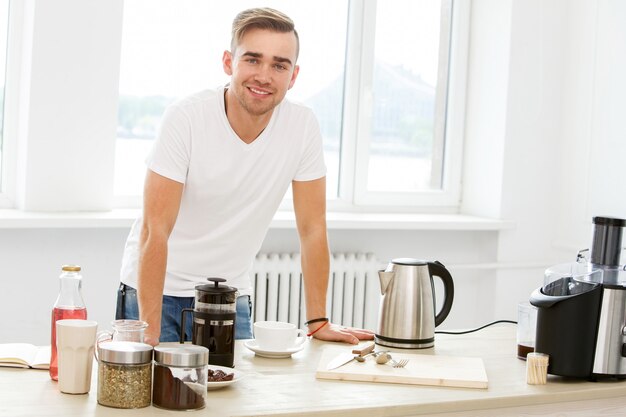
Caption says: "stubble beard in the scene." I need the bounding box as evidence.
[233,84,282,117]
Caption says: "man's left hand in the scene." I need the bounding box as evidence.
[310,321,375,344]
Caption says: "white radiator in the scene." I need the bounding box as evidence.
[251,253,382,330]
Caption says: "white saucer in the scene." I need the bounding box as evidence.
[206,365,243,390]
[243,340,305,358]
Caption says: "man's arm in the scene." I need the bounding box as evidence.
[137,170,184,346]
[292,177,374,344]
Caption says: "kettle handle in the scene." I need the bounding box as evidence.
[180,308,193,343]
[428,261,455,327]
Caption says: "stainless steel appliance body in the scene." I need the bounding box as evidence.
[592,286,626,376]
[375,258,454,349]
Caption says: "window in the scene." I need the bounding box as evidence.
[0,0,10,195]
[367,1,448,193]
[349,0,462,207]
[115,0,462,210]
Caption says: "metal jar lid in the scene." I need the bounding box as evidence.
[154,345,209,367]
[98,341,153,364]
[61,265,81,272]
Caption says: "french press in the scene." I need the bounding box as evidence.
[181,278,238,367]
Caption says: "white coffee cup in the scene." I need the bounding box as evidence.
[253,321,307,351]
[56,319,98,394]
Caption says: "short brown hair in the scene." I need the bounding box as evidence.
[231,8,300,60]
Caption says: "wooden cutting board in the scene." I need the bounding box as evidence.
[316,348,488,389]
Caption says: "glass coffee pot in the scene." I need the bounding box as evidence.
[181,278,238,367]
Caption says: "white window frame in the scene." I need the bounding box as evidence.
[335,0,469,211]
[0,0,21,208]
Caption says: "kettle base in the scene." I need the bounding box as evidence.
[375,334,434,349]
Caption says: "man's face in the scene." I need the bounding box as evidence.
[223,28,299,117]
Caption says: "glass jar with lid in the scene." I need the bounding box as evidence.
[97,341,153,408]
[153,345,209,410]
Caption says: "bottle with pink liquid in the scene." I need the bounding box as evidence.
[50,265,87,381]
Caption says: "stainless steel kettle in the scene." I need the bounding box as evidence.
[376,258,454,349]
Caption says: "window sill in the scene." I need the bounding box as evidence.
[274,211,513,230]
[0,209,141,229]
[0,208,514,231]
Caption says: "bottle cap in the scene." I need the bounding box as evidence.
[62,265,82,272]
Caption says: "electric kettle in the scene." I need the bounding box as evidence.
[376,258,454,349]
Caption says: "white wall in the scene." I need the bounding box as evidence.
[468,0,569,319]
[463,0,626,321]
[554,0,626,248]
[2,0,626,345]
[0,229,127,345]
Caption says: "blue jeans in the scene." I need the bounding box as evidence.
[115,283,253,341]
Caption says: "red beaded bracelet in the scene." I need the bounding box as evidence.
[306,320,329,337]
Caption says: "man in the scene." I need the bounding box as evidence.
[117,7,374,346]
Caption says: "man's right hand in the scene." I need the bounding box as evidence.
[144,332,160,347]
[137,170,184,349]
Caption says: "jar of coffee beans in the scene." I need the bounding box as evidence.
[153,346,209,410]
[97,341,153,408]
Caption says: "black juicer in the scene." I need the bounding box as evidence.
[530,216,626,379]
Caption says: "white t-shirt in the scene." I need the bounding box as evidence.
[120,86,326,296]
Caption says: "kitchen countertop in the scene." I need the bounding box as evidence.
[2,325,626,416]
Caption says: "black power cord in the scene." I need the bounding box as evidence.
[435,319,517,335]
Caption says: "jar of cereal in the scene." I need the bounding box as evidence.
[97,341,153,408]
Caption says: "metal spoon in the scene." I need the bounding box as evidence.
[375,352,409,368]
[375,352,392,365]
